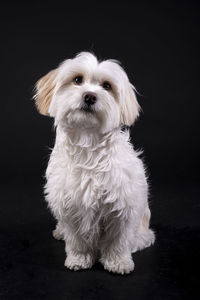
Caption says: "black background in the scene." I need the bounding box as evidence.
[0,1,199,299]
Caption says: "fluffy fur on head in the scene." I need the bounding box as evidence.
[34,52,155,274]
[35,52,140,133]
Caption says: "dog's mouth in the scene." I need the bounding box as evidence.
[80,106,95,113]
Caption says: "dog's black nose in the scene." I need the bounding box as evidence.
[84,93,97,106]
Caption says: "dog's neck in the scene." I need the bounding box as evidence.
[55,125,122,150]
[53,125,131,172]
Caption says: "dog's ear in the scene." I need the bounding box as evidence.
[34,69,57,115]
[120,84,140,126]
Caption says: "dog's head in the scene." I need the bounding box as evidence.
[34,52,140,133]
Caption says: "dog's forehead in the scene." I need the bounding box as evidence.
[58,52,125,82]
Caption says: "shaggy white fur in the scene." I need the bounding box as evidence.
[34,52,155,274]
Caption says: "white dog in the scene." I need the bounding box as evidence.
[34,52,155,274]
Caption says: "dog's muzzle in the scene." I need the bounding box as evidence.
[81,92,97,112]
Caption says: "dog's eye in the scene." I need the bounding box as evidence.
[73,76,83,85]
[102,81,112,91]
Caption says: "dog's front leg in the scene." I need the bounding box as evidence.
[99,211,135,275]
[63,224,96,271]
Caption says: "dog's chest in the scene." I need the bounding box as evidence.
[66,147,112,205]
[46,129,135,219]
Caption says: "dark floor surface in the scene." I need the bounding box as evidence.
[0,182,199,300]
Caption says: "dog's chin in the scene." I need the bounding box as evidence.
[63,108,101,130]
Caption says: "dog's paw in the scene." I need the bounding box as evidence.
[64,253,94,271]
[100,256,134,275]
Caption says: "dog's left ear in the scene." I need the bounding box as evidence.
[34,69,57,116]
[120,84,140,126]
